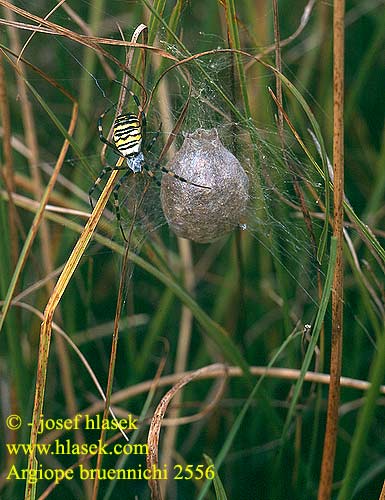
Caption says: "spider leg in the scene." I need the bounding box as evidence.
[145,122,162,153]
[112,170,133,242]
[98,113,122,157]
[114,83,146,142]
[129,90,147,143]
[89,164,129,209]
[152,162,211,189]
[142,164,161,187]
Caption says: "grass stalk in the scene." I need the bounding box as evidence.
[1,189,251,376]
[337,326,385,500]
[75,0,106,148]
[379,480,385,500]
[6,16,93,496]
[0,54,79,334]
[197,328,303,500]
[161,237,195,498]
[24,162,122,500]
[317,0,345,497]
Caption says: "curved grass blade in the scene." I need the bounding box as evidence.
[203,454,228,500]
[0,48,79,335]
[270,71,330,264]
[8,192,251,381]
[337,324,385,500]
[280,236,337,443]
[197,328,302,500]
[24,163,122,500]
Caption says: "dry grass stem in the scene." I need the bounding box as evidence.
[318,0,345,497]
[25,160,121,500]
[147,364,227,499]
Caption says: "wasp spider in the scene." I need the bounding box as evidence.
[89,90,209,241]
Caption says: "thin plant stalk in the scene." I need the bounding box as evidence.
[379,480,385,500]
[91,180,149,500]
[317,0,345,497]
[76,0,106,148]
[0,47,79,334]
[24,161,122,500]
[91,25,151,499]
[337,326,385,499]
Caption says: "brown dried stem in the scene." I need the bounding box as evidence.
[0,52,19,262]
[25,160,121,500]
[379,480,385,500]
[146,364,227,500]
[317,0,345,497]
[91,25,149,500]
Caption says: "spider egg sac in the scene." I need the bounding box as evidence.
[160,128,249,243]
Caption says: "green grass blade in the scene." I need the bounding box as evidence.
[147,0,166,46]
[203,454,228,500]
[197,328,302,500]
[5,198,251,381]
[225,0,250,116]
[273,70,330,263]
[75,0,106,149]
[280,236,337,442]
[273,70,385,264]
[337,325,385,500]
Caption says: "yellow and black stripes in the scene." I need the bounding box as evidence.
[113,114,142,157]
[97,88,146,162]
[92,87,210,241]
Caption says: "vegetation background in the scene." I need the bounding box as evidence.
[0,1,384,499]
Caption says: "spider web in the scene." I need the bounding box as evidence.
[16,17,329,328]
[97,43,327,316]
